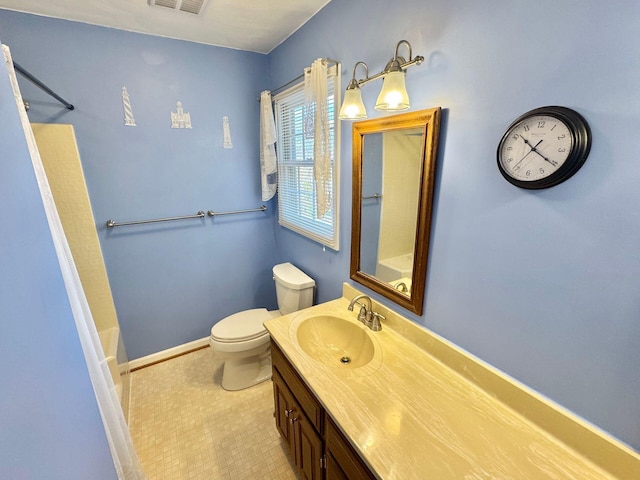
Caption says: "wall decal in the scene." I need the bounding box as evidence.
[121,86,136,126]
[171,101,192,128]
[223,116,233,149]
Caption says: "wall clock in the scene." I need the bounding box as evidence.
[497,106,591,189]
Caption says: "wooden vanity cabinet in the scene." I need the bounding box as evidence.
[272,344,323,480]
[271,340,377,480]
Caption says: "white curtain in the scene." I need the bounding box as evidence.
[260,90,278,201]
[3,45,146,480]
[304,58,332,219]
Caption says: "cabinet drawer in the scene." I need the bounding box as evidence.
[271,340,323,433]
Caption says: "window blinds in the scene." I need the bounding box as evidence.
[274,66,339,250]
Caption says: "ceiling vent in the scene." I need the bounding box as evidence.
[148,0,207,15]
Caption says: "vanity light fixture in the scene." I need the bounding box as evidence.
[339,62,368,119]
[338,40,424,120]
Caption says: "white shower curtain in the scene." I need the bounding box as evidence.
[3,45,146,480]
[304,58,332,219]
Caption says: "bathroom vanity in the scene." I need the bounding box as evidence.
[264,284,640,479]
[272,341,376,479]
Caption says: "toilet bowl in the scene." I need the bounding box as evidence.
[209,308,279,391]
[210,262,315,391]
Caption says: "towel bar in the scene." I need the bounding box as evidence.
[106,211,206,228]
[106,205,267,228]
[207,205,267,217]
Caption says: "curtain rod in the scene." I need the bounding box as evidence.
[13,61,74,110]
[257,58,340,101]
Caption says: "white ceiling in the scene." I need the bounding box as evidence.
[0,0,331,54]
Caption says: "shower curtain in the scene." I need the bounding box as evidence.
[3,44,146,480]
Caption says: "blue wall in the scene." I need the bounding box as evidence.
[1,0,639,455]
[270,0,640,451]
[0,43,116,478]
[0,10,275,360]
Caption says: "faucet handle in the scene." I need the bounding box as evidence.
[370,312,385,331]
[357,304,368,323]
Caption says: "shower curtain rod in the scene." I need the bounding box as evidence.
[257,57,340,101]
[13,61,74,110]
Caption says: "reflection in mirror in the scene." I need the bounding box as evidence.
[351,109,441,315]
[360,128,423,295]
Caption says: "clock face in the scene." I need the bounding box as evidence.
[497,106,591,189]
[499,115,573,182]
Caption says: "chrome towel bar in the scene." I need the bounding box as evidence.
[207,205,267,217]
[105,205,267,228]
[106,211,206,228]
[362,193,382,200]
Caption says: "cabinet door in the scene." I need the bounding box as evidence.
[272,341,324,431]
[273,369,296,456]
[326,417,377,480]
[325,450,349,480]
[274,368,323,480]
[294,413,323,480]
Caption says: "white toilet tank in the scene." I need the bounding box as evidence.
[273,262,315,315]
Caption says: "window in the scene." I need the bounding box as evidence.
[274,65,340,250]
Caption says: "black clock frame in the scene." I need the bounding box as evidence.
[497,106,591,189]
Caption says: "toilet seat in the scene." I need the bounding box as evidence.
[210,308,271,343]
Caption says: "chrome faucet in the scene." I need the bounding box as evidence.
[395,281,408,293]
[347,294,385,331]
[347,294,372,324]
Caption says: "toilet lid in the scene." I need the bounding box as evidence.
[210,308,271,342]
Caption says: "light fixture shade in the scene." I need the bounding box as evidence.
[339,86,367,120]
[375,71,410,111]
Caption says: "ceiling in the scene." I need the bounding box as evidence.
[0,0,331,54]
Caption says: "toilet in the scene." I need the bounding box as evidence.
[209,262,315,391]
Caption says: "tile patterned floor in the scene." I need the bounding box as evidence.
[129,347,300,479]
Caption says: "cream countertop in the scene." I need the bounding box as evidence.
[264,284,640,479]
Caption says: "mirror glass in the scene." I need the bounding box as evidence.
[350,109,441,315]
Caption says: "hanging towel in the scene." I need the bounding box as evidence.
[260,90,278,201]
[304,58,331,218]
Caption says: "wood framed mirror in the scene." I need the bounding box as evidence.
[350,108,441,315]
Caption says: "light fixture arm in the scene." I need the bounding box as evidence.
[346,61,369,90]
[354,39,424,88]
[394,39,412,64]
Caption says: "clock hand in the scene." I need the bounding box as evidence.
[513,150,533,169]
[519,137,559,166]
[534,151,558,166]
[521,137,543,152]
[529,145,558,167]
[513,138,543,169]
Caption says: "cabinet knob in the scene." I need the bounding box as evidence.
[289,416,298,425]
[285,409,293,417]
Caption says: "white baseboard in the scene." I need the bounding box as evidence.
[128,337,210,371]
